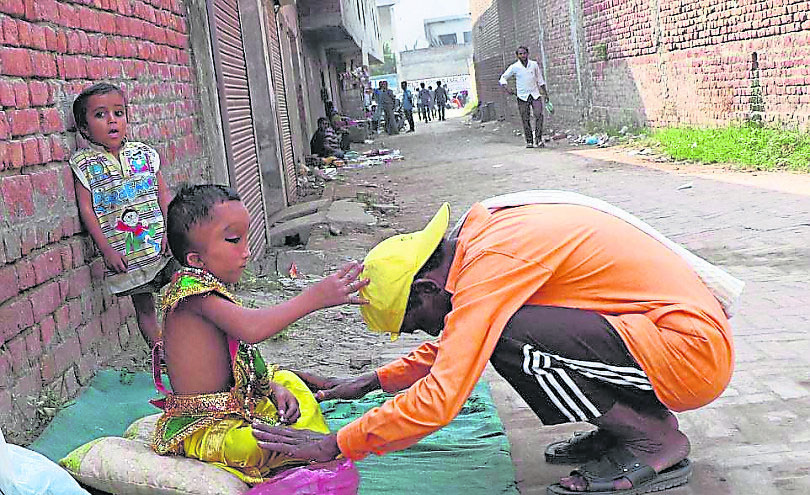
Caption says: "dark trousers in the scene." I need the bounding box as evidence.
[437,103,446,121]
[404,109,415,131]
[420,104,431,122]
[489,305,664,426]
[517,96,544,144]
[382,105,397,134]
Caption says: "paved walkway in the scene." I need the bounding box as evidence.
[343,116,810,494]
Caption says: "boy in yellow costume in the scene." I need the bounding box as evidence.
[151,184,368,484]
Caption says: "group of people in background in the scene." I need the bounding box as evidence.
[415,81,448,122]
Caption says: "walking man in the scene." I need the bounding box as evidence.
[434,81,448,121]
[400,81,416,132]
[376,80,398,135]
[500,45,549,148]
[418,83,432,122]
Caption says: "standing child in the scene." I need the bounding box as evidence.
[151,184,368,483]
[70,82,175,349]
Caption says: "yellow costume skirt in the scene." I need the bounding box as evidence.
[182,370,329,484]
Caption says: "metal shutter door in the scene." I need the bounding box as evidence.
[209,0,267,255]
[265,7,297,203]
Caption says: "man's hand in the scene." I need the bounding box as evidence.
[252,425,340,463]
[160,235,169,256]
[269,382,301,424]
[295,370,380,402]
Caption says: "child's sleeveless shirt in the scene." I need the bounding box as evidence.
[69,141,169,294]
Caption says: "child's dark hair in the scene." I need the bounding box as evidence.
[72,82,125,139]
[167,184,241,265]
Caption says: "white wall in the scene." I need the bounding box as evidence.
[389,0,470,52]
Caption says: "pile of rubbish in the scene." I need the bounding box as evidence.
[342,149,404,169]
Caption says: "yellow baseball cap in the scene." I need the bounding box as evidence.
[359,203,450,340]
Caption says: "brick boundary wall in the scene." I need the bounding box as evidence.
[0,0,211,440]
[471,0,810,132]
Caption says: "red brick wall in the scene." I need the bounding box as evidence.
[0,0,210,438]
[472,0,810,130]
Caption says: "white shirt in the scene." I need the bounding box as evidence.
[499,60,545,100]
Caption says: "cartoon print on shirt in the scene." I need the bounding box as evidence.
[116,208,160,255]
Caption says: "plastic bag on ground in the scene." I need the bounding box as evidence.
[0,428,89,495]
[245,458,360,495]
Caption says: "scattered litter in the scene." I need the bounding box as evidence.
[342,149,404,169]
[329,224,342,236]
[492,164,503,168]
[677,182,694,190]
[584,135,600,145]
[288,262,299,279]
[619,125,629,135]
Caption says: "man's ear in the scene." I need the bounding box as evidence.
[186,251,204,269]
[412,278,441,295]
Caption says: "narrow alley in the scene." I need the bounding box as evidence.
[293,112,810,494]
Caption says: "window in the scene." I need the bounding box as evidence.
[438,33,457,45]
[463,31,471,44]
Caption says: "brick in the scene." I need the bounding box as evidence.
[29,280,62,323]
[0,80,15,106]
[53,335,81,377]
[0,265,18,304]
[0,299,34,341]
[44,26,57,51]
[68,298,83,328]
[17,20,34,47]
[30,24,47,50]
[28,81,49,106]
[0,0,25,16]
[69,238,85,267]
[76,351,99,385]
[3,16,19,46]
[22,136,40,165]
[59,244,73,270]
[15,259,35,290]
[77,320,102,353]
[39,107,64,133]
[2,229,22,262]
[8,108,38,136]
[0,47,33,77]
[40,351,56,381]
[32,247,63,285]
[0,353,11,388]
[25,326,41,359]
[10,368,42,411]
[19,224,36,254]
[0,112,8,140]
[50,134,69,162]
[37,136,51,163]
[40,314,56,346]
[67,265,91,299]
[12,80,29,108]
[31,50,57,77]
[6,333,28,373]
[1,175,35,220]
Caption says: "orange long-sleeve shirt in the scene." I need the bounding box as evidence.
[337,203,734,460]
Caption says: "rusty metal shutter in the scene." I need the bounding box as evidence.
[208,0,266,255]
[265,7,297,203]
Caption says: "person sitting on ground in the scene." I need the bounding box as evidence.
[329,111,352,151]
[150,184,368,484]
[310,117,344,159]
[252,190,740,495]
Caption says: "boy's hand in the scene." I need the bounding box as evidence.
[102,248,127,273]
[269,382,300,424]
[307,261,369,309]
[160,235,169,256]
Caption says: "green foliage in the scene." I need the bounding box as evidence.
[646,124,810,171]
[370,42,396,77]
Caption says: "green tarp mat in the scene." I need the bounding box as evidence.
[30,370,518,494]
